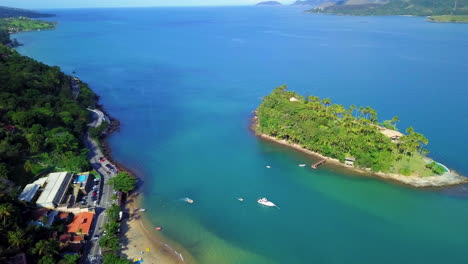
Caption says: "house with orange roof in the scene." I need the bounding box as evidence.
[67,212,94,236]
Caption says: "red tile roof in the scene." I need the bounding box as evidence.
[67,212,94,235]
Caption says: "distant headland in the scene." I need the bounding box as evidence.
[253,85,467,187]
[307,0,468,23]
[256,1,283,6]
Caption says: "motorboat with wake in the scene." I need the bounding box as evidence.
[183,197,194,204]
[257,197,277,207]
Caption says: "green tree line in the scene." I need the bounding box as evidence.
[0,40,97,185]
[309,0,468,16]
[256,86,442,176]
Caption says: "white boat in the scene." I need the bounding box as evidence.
[238,198,244,202]
[184,197,194,204]
[299,164,306,167]
[137,208,146,212]
[266,165,271,169]
[257,198,276,207]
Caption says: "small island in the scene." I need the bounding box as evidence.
[253,86,467,187]
[256,1,283,6]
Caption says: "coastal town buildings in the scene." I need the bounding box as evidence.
[68,212,95,236]
[36,172,73,208]
[18,176,48,202]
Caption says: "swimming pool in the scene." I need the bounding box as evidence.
[75,174,87,183]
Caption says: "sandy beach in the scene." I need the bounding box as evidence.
[120,193,193,264]
[252,117,467,188]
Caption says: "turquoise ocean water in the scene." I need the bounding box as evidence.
[15,7,468,264]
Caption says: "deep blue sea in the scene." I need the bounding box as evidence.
[15,7,468,264]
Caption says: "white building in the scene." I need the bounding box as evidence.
[18,183,41,202]
[18,177,49,203]
[36,172,73,208]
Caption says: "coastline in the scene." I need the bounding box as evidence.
[96,107,194,264]
[251,115,468,188]
[9,19,193,263]
[120,192,193,264]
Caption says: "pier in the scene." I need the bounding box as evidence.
[311,159,326,169]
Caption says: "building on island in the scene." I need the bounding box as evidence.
[67,212,94,236]
[345,157,356,167]
[378,127,404,142]
[36,172,73,208]
[289,97,299,102]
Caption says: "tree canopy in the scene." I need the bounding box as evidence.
[108,172,137,193]
[256,86,439,176]
[0,42,97,185]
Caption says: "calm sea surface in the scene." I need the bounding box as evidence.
[15,7,468,264]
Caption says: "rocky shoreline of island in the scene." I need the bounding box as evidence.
[251,115,468,188]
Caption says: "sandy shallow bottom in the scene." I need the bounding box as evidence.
[121,194,192,264]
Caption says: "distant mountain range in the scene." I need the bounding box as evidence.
[256,0,342,7]
[307,0,468,16]
[291,0,340,6]
[256,1,283,6]
[0,6,54,18]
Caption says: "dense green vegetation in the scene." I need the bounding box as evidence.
[0,6,54,19]
[428,14,468,22]
[308,0,468,16]
[0,17,55,47]
[256,86,441,176]
[109,172,138,193]
[0,43,98,185]
[0,10,132,264]
[0,194,81,263]
[0,17,55,33]
[100,204,131,263]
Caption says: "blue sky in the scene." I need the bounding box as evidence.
[2,0,295,9]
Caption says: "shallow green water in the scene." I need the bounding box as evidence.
[14,7,468,264]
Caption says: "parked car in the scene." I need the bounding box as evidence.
[105,164,116,172]
[99,157,106,162]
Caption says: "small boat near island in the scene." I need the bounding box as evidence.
[257,197,276,207]
[299,164,306,167]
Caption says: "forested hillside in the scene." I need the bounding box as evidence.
[0,43,97,186]
[308,0,468,16]
[0,6,54,18]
